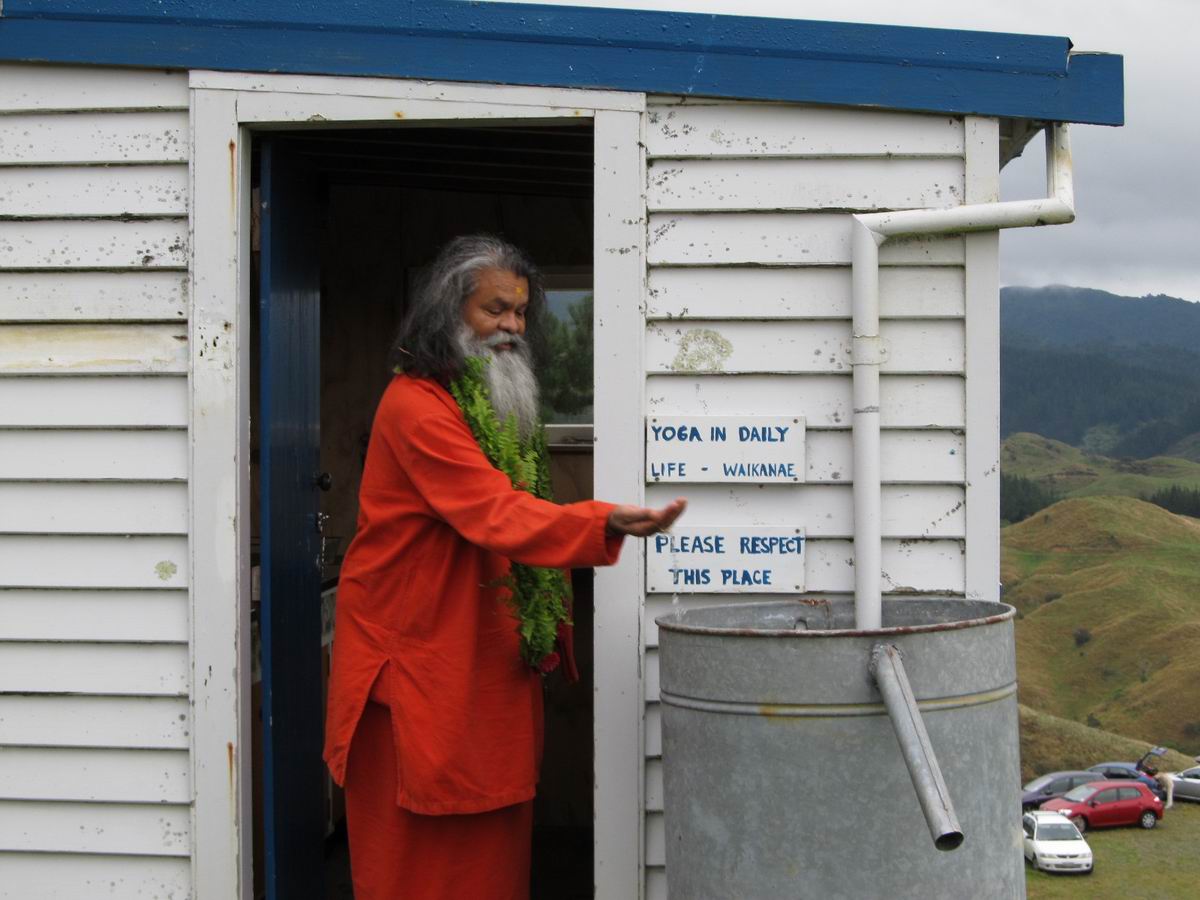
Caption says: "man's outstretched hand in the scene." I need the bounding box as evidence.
[606,498,687,538]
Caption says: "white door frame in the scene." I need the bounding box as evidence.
[188,71,647,899]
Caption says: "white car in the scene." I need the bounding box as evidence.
[1022,810,1094,874]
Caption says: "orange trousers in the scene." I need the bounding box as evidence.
[344,697,534,900]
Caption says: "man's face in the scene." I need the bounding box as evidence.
[461,267,529,351]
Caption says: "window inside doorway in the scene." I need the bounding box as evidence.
[540,268,594,445]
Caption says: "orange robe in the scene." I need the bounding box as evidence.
[344,674,536,900]
[324,375,621,891]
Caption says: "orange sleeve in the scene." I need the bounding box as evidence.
[391,395,623,570]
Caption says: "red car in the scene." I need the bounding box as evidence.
[1042,780,1163,831]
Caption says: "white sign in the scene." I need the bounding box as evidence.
[646,415,805,483]
[646,527,806,594]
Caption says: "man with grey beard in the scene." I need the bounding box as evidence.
[454,322,540,442]
[324,235,684,900]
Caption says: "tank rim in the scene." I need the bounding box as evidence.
[655,598,1017,638]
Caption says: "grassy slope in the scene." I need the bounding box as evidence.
[1001,432,1200,497]
[1003,496,1200,755]
[1018,705,1193,783]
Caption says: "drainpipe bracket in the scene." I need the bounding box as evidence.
[851,335,887,366]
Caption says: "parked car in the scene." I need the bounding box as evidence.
[1022,811,1093,874]
[1168,766,1200,802]
[1021,771,1099,812]
[1042,780,1163,831]
[1087,761,1167,800]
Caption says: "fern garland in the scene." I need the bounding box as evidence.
[449,356,571,672]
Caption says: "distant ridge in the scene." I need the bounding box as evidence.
[1000,286,1200,456]
[1002,285,1200,351]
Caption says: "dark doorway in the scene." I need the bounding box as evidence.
[249,121,597,899]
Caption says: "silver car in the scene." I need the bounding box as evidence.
[1168,766,1200,801]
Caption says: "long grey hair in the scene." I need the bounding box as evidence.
[389,234,545,387]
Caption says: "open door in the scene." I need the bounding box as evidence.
[258,138,326,899]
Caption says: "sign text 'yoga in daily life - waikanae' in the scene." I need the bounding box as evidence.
[646,527,806,594]
[645,416,805,483]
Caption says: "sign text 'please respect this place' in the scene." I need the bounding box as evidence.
[646,527,806,594]
[646,416,805,483]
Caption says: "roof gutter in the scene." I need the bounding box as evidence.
[851,123,1075,630]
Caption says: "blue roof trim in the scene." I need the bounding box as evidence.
[0,0,1123,125]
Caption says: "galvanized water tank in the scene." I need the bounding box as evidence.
[656,598,1022,900]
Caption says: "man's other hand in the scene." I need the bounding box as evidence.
[606,498,687,537]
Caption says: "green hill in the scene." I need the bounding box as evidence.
[1001,432,1200,498]
[1003,495,1200,755]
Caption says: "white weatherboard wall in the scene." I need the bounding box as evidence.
[0,64,193,898]
[640,100,997,900]
[0,64,1000,899]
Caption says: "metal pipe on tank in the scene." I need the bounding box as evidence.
[850,124,1076,629]
[870,643,964,851]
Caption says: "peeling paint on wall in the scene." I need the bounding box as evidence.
[0,323,188,373]
[670,328,732,373]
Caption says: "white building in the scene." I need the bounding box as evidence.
[0,1,1122,897]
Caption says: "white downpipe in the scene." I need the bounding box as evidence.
[851,222,885,628]
[850,124,1075,630]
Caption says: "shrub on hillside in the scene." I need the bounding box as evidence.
[1073,627,1092,647]
[1000,473,1059,523]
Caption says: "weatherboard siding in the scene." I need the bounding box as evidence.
[641,99,972,899]
[0,854,191,900]
[0,63,192,896]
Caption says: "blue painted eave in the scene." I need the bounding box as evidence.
[0,0,1123,125]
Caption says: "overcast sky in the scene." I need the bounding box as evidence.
[502,0,1199,301]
